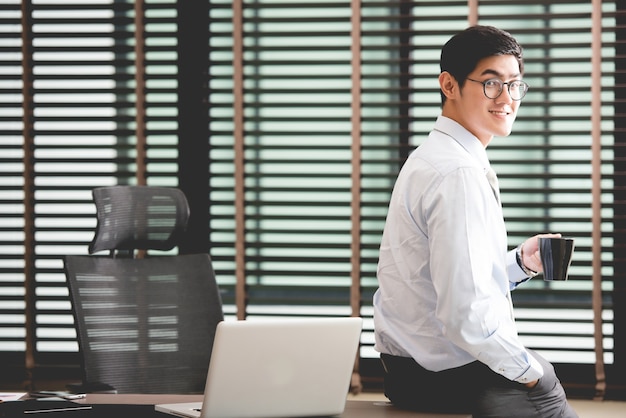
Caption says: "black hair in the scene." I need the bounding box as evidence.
[439,25,523,105]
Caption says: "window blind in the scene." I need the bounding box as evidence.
[0,0,623,398]
[0,0,185,385]
[469,0,615,397]
[212,0,617,396]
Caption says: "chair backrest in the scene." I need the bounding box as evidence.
[64,186,224,394]
[88,186,190,254]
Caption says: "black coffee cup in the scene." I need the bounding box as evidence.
[538,237,575,281]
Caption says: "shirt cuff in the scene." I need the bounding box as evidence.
[506,248,528,284]
[514,351,544,384]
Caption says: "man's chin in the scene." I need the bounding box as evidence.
[496,125,514,137]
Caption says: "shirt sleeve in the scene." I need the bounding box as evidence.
[425,167,543,383]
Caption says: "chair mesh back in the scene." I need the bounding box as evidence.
[65,254,224,394]
[65,185,224,394]
[89,186,190,254]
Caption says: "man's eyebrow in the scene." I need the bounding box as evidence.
[480,69,521,78]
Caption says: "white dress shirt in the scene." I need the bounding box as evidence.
[373,116,543,384]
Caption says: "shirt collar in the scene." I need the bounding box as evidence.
[434,115,492,173]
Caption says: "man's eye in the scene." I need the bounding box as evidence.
[484,80,501,88]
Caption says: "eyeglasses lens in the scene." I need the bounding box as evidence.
[485,80,527,100]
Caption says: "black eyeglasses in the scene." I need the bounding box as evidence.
[466,77,530,101]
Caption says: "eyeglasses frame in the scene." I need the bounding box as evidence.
[465,77,530,101]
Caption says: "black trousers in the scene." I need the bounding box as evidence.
[380,350,579,418]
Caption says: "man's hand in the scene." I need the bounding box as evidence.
[522,233,562,273]
[524,379,539,389]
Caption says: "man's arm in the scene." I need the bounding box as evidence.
[426,167,543,384]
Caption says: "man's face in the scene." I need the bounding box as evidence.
[444,54,522,146]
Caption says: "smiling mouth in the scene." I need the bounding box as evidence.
[489,110,510,116]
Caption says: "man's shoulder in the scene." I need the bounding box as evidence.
[410,135,478,177]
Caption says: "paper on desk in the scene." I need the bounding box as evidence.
[0,392,27,402]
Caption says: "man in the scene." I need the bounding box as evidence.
[372,25,578,417]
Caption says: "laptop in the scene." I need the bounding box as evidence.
[155,316,362,418]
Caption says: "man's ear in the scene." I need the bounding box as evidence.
[439,71,458,100]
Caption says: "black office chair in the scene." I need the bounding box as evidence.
[64,186,224,394]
